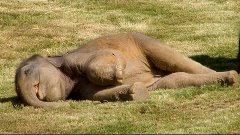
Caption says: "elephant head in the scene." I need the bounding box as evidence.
[15,55,68,108]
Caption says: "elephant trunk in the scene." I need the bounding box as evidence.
[19,83,61,108]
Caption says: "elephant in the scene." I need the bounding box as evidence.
[15,32,238,108]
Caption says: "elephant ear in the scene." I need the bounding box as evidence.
[47,55,63,68]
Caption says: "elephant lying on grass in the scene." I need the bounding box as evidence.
[15,32,238,108]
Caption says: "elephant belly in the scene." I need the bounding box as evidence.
[86,59,155,85]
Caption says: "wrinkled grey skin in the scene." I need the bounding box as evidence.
[15,32,238,108]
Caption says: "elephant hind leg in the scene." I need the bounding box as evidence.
[147,70,238,90]
[226,70,239,86]
[132,32,215,74]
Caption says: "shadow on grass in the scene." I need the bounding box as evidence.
[0,96,23,109]
[191,55,238,72]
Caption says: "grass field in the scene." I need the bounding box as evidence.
[0,0,240,133]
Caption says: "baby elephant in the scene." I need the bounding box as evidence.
[15,32,238,108]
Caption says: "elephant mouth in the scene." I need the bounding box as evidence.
[34,72,45,100]
[34,83,40,99]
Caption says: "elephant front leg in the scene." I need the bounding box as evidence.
[147,70,238,90]
[86,50,126,86]
[83,82,150,102]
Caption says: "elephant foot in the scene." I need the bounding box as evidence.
[226,70,238,86]
[129,82,150,101]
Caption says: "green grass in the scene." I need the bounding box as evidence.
[0,0,240,133]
